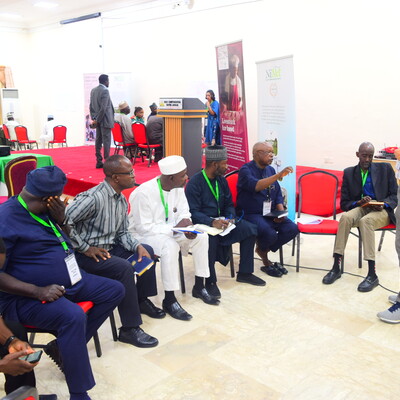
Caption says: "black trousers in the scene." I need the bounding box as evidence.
[75,244,157,328]
[207,220,257,283]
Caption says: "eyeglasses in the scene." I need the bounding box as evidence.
[257,150,274,156]
[114,170,135,177]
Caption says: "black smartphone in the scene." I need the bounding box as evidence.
[19,350,43,363]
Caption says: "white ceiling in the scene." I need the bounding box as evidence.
[0,0,159,29]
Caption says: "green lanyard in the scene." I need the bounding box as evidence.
[360,169,369,198]
[18,195,69,253]
[202,169,220,216]
[157,179,168,222]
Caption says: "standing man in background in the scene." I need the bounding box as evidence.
[90,74,114,169]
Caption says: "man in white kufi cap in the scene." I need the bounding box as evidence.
[5,112,19,142]
[128,155,219,321]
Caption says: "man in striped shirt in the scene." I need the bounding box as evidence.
[66,155,162,348]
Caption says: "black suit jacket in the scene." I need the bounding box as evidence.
[341,162,398,223]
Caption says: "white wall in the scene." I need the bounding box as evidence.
[1,0,400,169]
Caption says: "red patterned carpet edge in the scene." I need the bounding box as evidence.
[14,146,161,196]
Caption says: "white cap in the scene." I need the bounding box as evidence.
[158,156,187,175]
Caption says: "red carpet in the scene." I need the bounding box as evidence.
[14,146,161,196]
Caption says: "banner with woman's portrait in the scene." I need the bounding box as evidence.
[216,40,249,172]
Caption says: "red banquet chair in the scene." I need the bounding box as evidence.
[48,125,67,148]
[296,170,341,272]
[111,121,125,155]
[2,124,18,149]
[14,126,38,150]
[131,123,161,167]
[111,121,136,159]
[25,301,103,358]
[224,170,243,278]
[1,385,38,400]
[4,156,37,198]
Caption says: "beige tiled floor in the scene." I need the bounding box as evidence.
[1,228,399,399]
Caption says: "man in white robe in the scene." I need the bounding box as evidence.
[39,115,57,148]
[128,156,219,321]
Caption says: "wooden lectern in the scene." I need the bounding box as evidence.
[158,98,207,177]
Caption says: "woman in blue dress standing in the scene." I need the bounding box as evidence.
[205,90,220,145]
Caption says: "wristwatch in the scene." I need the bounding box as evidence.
[3,335,17,349]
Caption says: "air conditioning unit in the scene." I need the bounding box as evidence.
[1,88,20,123]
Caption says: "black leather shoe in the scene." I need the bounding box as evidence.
[274,262,288,275]
[95,162,103,169]
[139,299,166,319]
[118,327,158,348]
[236,273,266,286]
[44,340,64,373]
[322,270,341,285]
[162,300,193,321]
[205,282,221,299]
[192,286,220,305]
[358,276,379,292]
[260,265,283,278]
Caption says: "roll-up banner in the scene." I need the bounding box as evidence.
[216,40,249,172]
[256,55,296,220]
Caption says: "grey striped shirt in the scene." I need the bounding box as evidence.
[66,180,139,253]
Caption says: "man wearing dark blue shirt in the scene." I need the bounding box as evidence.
[0,166,125,400]
[186,145,266,298]
[237,142,299,277]
[323,142,398,292]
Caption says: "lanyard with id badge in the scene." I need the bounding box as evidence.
[262,185,275,216]
[18,195,82,286]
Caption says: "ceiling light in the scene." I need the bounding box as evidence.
[34,1,59,9]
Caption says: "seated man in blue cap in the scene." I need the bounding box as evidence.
[0,237,57,399]
[0,165,125,400]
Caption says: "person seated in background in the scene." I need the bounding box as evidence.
[322,142,398,292]
[146,114,163,145]
[66,155,162,348]
[237,142,299,278]
[131,107,145,124]
[39,115,58,149]
[186,145,266,298]
[5,112,19,141]
[114,101,135,145]
[128,156,218,321]
[0,238,57,400]
[147,102,157,121]
[0,166,125,400]
[146,113,164,162]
